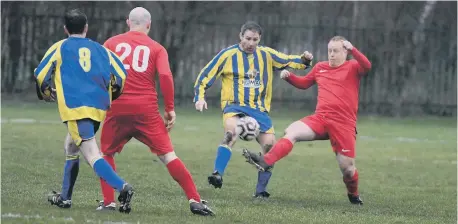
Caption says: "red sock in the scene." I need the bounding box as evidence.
[264,138,294,165]
[100,155,116,205]
[343,169,359,196]
[166,158,201,202]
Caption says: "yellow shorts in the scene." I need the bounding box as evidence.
[65,119,101,146]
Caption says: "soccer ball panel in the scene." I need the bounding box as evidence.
[236,116,260,141]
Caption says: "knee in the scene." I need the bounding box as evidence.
[221,130,236,146]
[340,163,356,178]
[65,141,79,156]
[262,143,273,153]
[283,126,299,143]
[158,151,178,165]
[79,138,102,166]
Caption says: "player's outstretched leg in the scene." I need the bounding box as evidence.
[243,120,317,171]
[48,134,80,209]
[209,116,238,188]
[242,149,273,172]
[243,137,295,172]
[79,138,134,213]
[158,152,215,216]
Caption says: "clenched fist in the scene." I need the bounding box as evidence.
[301,51,313,67]
[280,70,291,80]
[342,40,353,51]
[302,51,313,61]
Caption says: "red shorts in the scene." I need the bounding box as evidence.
[100,112,173,156]
[300,114,357,158]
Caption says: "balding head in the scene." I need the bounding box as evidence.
[127,7,151,33]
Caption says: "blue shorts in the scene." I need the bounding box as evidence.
[223,105,274,134]
[65,118,101,146]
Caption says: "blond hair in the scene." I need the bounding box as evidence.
[330,36,347,42]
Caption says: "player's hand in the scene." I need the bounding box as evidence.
[342,40,353,51]
[280,70,291,80]
[195,99,208,112]
[301,51,313,61]
[164,111,176,132]
[43,87,56,102]
[301,51,313,68]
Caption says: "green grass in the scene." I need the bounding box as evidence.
[1,101,457,223]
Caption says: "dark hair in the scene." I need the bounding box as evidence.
[240,21,262,36]
[64,9,87,34]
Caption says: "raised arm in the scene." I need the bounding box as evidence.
[342,41,372,75]
[282,65,317,90]
[106,49,128,100]
[350,48,372,75]
[34,40,64,100]
[261,46,312,71]
[156,46,174,113]
[193,49,229,102]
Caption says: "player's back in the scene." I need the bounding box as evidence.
[104,31,162,101]
[57,37,114,117]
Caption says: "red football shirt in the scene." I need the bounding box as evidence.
[286,48,371,125]
[104,31,174,114]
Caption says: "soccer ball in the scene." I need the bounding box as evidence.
[236,116,260,141]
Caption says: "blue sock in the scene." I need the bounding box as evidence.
[93,158,125,191]
[60,155,80,201]
[213,145,232,176]
[256,170,272,194]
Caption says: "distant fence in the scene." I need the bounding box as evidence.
[1,1,456,116]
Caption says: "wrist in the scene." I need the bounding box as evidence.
[285,73,295,80]
[302,58,312,67]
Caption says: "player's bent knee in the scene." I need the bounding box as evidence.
[258,133,276,153]
[65,142,79,156]
[64,133,79,156]
[79,138,102,167]
[221,130,236,146]
[336,155,356,177]
[341,166,356,178]
[284,121,316,142]
[158,151,178,165]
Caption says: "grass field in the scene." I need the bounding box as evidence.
[1,101,457,224]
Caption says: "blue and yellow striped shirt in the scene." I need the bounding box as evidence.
[34,37,127,122]
[194,44,310,112]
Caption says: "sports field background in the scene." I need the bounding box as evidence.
[1,100,456,224]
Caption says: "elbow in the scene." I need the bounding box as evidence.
[363,63,372,73]
[366,62,372,70]
[111,85,122,101]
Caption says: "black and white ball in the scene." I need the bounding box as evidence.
[236,116,260,141]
